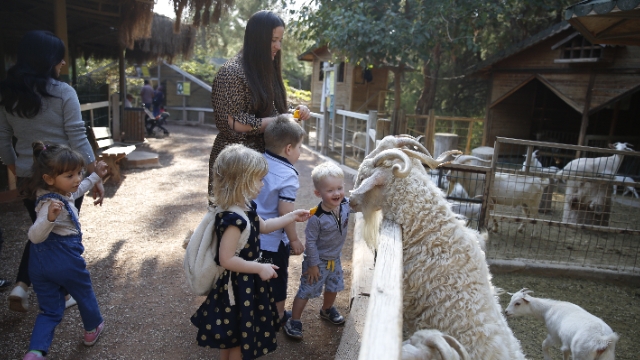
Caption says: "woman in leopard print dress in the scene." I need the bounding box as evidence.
[208,10,310,200]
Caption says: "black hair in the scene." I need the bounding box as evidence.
[0,31,66,118]
[22,142,85,198]
[241,10,288,118]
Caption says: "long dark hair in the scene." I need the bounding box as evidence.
[0,30,66,118]
[242,10,288,118]
[22,142,85,199]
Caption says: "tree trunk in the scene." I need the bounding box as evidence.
[414,42,441,132]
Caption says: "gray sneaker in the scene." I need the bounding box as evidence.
[320,306,345,325]
[283,318,303,340]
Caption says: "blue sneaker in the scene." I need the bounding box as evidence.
[320,306,345,325]
[280,310,291,327]
[284,318,303,340]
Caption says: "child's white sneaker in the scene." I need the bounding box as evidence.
[8,286,28,313]
[65,295,77,309]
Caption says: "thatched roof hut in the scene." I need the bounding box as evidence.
[0,1,198,64]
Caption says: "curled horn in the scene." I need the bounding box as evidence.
[401,149,462,170]
[440,334,471,360]
[365,135,431,160]
[521,288,533,295]
[371,148,413,179]
[452,155,491,165]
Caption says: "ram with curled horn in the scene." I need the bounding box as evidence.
[349,139,526,359]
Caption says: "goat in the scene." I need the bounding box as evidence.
[447,156,548,233]
[562,178,612,225]
[402,329,470,360]
[613,175,639,198]
[522,150,560,174]
[352,131,368,159]
[555,142,634,180]
[349,135,526,360]
[505,288,619,360]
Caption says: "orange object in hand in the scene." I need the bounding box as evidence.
[293,109,300,119]
[309,206,318,215]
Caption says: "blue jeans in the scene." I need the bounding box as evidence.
[28,194,102,353]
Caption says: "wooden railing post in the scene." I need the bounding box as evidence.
[322,108,330,155]
[465,121,475,154]
[110,93,121,141]
[366,111,378,157]
[426,109,436,155]
[341,113,347,165]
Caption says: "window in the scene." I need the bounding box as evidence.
[337,62,345,83]
[554,34,603,63]
[319,61,326,81]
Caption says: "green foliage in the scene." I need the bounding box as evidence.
[288,0,574,117]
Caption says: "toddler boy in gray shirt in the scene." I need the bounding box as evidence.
[284,162,350,340]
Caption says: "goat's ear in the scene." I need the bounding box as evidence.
[522,298,530,304]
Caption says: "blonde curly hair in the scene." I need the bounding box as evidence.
[209,144,268,208]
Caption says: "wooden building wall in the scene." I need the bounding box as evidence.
[307,47,388,114]
[485,27,640,147]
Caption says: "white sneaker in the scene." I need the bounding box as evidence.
[8,286,28,313]
[65,295,77,309]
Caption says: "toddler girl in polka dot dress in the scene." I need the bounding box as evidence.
[191,144,311,360]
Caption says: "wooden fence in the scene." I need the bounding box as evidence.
[404,109,483,155]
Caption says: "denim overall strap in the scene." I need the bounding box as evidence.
[35,193,81,233]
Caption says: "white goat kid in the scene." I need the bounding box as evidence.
[402,329,470,360]
[555,142,634,179]
[505,288,619,360]
[350,135,526,360]
[352,131,367,159]
[448,156,548,233]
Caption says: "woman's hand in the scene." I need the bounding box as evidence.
[294,105,311,121]
[258,264,279,281]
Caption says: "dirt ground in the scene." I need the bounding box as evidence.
[0,124,353,360]
[2,124,640,360]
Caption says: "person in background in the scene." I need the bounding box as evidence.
[140,79,154,110]
[20,142,107,359]
[124,93,134,108]
[207,10,311,201]
[152,85,165,117]
[284,162,350,341]
[0,30,104,313]
[255,115,306,328]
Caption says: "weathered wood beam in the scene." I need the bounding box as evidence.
[54,0,70,82]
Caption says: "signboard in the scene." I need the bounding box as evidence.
[141,66,150,78]
[176,81,191,96]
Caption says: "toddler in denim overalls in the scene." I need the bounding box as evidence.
[21,142,107,360]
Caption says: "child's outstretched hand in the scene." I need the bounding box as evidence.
[258,264,279,281]
[290,209,312,223]
[95,160,108,178]
[47,199,64,222]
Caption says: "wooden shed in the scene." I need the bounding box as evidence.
[298,45,389,115]
[468,21,640,152]
[143,61,214,124]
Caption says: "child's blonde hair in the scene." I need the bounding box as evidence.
[311,162,344,189]
[210,144,269,208]
[264,114,306,153]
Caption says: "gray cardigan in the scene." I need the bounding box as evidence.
[0,80,95,177]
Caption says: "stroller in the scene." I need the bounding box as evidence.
[143,105,170,137]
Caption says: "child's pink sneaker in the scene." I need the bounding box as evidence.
[83,321,104,346]
[22,352,44,359]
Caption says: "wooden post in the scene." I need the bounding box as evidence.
[53,0,70,83]
[113,46,127,141]
[577,72,596,156]
[482,73,494,147]
[341,113,346,165]
[182,74,187,121]
[322,108,330,155]
[366,111,378,157]
[111,93,121,141]
[481,140,500,229]
[426,109,436,155]
[608,101,620,141]
[465,121,475,154]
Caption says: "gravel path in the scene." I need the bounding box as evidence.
[1,123,639,359]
